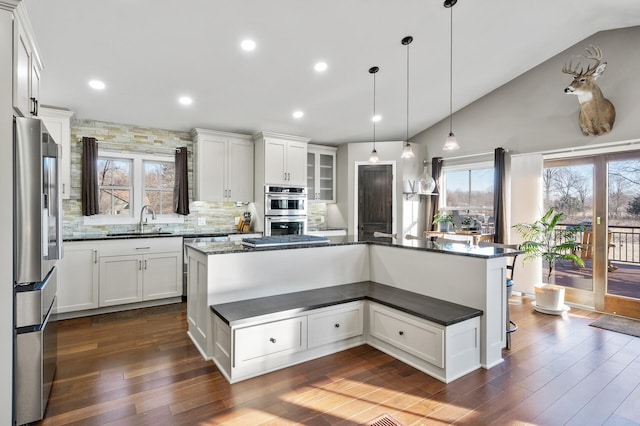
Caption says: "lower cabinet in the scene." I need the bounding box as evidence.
[59,238,182,314]
[212,300,480,384]
[56,242,99,313]
[234,316,307,368]
[213,301,365,383]
[369,303,444,368]
[307,302,363,348]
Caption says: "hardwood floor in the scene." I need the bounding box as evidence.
[37,296,640,425]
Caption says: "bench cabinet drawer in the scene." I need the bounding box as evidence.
[369,303,444,368]
[234,316,307,367]
[308,302,364,348]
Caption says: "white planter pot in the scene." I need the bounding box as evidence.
[534,284,566,312]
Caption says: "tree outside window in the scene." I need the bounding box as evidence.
[97,158,132,215]
[143,160,175,215]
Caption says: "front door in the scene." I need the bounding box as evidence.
[357,164,393,239]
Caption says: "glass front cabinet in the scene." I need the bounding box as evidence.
[307,144,337,203]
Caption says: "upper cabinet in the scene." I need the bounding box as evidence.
[39,107,74,199]
[13,4,42,118]
[192,128,254,202]
[254,132,309,187]
[307,144,337,203]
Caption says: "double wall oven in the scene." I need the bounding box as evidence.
[264,185,307,236]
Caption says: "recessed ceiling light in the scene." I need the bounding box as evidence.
[292,110,304,119]
[241,39,256,51]
[314,62,328,72]
[372,115,382,123]
[88,80,106,90]
[178,96,193,106]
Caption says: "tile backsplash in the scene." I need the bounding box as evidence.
[63,118,329,236]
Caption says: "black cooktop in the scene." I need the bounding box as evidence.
[241,234,330,247]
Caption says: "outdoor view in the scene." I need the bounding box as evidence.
[443,167,494,231]
[97,157,175,216]
[543,159,640,300]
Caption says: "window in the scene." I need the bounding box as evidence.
[143,160,175,215]
[87,152,183,225]
[442,162,494,230]
[98,158,132,215]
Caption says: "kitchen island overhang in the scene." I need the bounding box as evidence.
[185,235,519,381]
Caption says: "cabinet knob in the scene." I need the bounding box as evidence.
[269,337,276,343]
[334,323,340,328]
[398,331,404,336]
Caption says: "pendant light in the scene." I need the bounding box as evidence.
[401,36,415,159]
[443,0,460,151]
[369,66,380,163]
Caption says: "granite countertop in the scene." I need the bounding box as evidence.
[210,281,483,327]
[63,229,258,242]
[185,234,521,259]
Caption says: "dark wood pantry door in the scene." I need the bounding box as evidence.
[358,164,393,240]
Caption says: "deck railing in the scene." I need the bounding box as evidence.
[555,224,640,265]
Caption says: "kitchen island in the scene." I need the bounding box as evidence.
[185,235,519,382]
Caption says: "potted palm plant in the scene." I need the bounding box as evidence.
[433,212,455,232]
[513,208,585,313]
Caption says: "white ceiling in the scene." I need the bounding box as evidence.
[23,0,640,145]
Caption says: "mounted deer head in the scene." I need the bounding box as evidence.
[562,45,616,136]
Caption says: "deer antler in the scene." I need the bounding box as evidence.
[562,45,603,77]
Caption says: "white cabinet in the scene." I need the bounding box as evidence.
[369,303,444,368]
[98,238,182,308]
[99,254,143,306]
[307,302,363,348]
[55,241,99,313]
[13,4,42,118]
[234,317,307,368]
[254,132,309,186]
[211,301,364,383]
[307,144,337,203]
[39,107,74,199]
[192,128,254,202]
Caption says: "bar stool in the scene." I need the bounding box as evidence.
[479,241,520,350]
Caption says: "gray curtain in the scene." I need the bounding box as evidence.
[493,147,507,243]
[427,157,443,231]
[81,137,99,216]
[174,147,190,215]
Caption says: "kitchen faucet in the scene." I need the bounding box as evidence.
[139,205,157,233]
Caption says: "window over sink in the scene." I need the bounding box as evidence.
[85,151,184,226]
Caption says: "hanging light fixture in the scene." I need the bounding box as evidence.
[401,36,415,159]
[443,0,460,151]
[369,66,380,163]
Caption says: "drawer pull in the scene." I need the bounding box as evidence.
[269,337,276,343]
[334,323,340,328]
[398,331,404,336]
[135,247,151,250]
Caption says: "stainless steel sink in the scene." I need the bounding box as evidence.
[107,231,173,237]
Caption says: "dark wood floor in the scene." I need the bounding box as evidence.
[37,297,640,425]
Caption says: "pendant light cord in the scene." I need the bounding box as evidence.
[406,40,410,143]
[449,5,454,135]
[373,70,376,149]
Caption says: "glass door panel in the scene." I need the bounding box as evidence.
[543,162,594,300]
[606,158,640,316]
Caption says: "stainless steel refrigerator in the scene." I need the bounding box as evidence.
[13,116,62,425]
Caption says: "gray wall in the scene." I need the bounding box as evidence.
[412,26,640,158]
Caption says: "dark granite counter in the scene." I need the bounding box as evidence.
[63,230,259,242]
[211,281,483,327]
[185,234,521,259]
